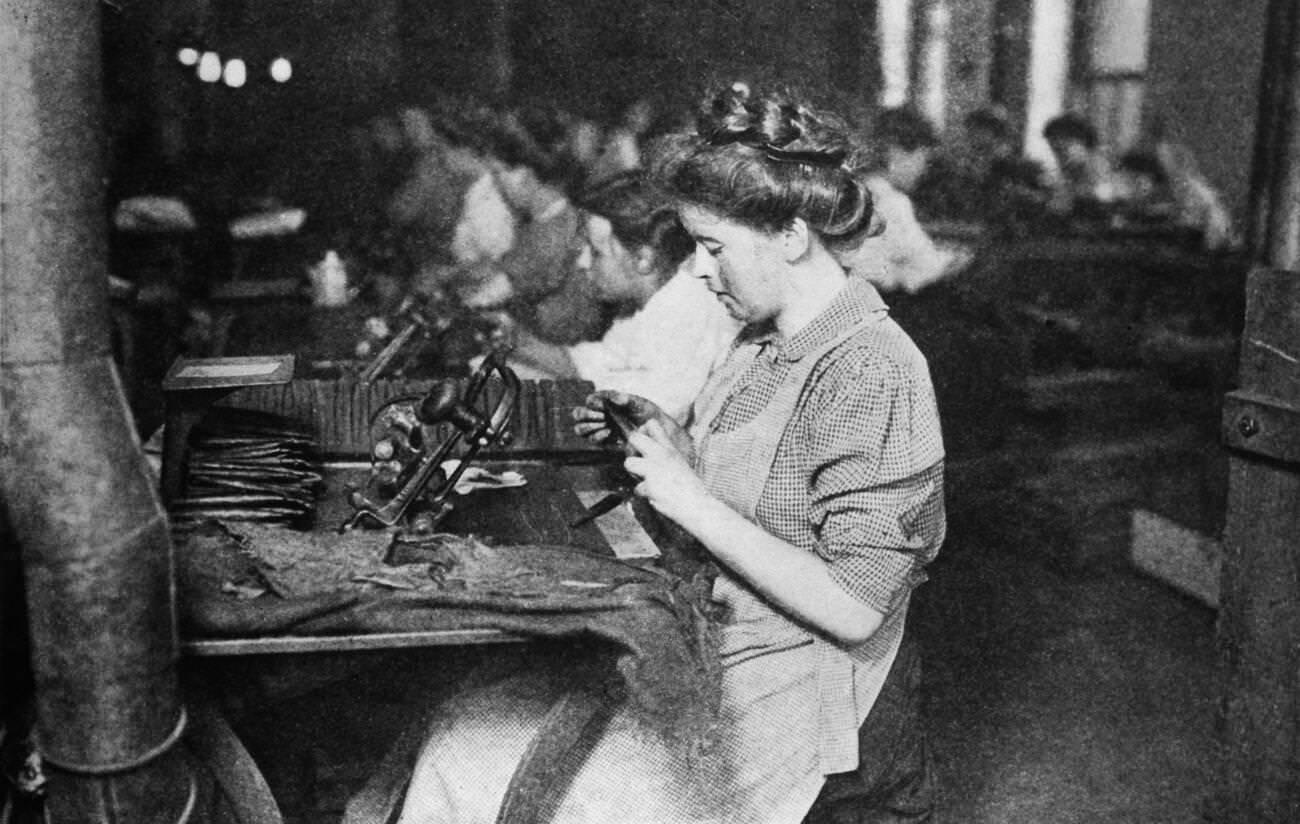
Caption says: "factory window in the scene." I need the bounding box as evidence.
[1024,0,1076,166]
[878,0,914,108]
[1084,0,1152,153]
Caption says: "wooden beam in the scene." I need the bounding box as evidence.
[1216,4,1300,820]
[1247,0,1296,257]
[1268,0,1300,271]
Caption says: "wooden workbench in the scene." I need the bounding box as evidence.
[169,374,703,823]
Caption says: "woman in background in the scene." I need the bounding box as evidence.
[1116,141,1237,252]
[1042,113,1122,215]
[504,169,741,421]
[841,106,969,294]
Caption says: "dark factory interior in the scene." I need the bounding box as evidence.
[2,0,1298,822]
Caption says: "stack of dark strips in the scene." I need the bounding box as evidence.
[169,407,322,525]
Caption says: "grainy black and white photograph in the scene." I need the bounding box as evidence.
[0,0,1291,821]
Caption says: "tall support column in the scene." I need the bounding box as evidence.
[990,0,1033,120]
[487,0,514,100]
[1,1,195,820]
[1217,1,1300,820]
[1246,0,1297,256]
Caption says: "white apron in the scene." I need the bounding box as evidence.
[685,311,910,822]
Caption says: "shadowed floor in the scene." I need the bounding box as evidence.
[913,503,1219,824]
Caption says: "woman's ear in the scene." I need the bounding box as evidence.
[781,218,812,262]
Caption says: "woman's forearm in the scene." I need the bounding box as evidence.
[672,495,884,646]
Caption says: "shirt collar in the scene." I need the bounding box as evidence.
[774,276,889,362]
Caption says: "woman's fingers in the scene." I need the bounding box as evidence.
[623,454,648,480]
[641,418,675,446]
[582,389,631,410]
[625,428,661,457]
[573,394,617,442]
[574,421,613,441]
[572,405,607,427]
[575,394,606,419]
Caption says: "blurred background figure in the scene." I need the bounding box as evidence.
[385,105,514,270]
[962,107,1043,184]
[1116,139,1238,252]
[874,106,939,196]
[586,95,694,184]
[1043,112,1122,216]
[846,106,974,294]
[953,106,1049,223]
[509,170,740,419]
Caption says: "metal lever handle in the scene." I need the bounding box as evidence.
[340,353,519,533]
[418,381,487,436]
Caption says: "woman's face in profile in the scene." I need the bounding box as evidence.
[678,205,785,324]
[576,213,657,305]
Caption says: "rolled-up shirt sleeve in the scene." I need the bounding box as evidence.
[805,352,946,614]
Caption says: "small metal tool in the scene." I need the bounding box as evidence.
[568,488,635,529]
[568,399,640,528]
[600,398,639,451]
[359,297,431,383]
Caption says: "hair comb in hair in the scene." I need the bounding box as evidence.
[705,127,846,168]
[761,145,846,168]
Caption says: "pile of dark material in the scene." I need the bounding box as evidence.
[169,407,322,524]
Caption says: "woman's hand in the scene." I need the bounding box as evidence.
[623,421,711,525]
[571,390,692,455]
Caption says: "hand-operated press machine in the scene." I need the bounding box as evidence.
[339,351,520,534]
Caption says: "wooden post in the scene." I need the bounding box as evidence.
[1216,1,1300,820]
[1267,0,1300,270]
[1246,0,1297,257]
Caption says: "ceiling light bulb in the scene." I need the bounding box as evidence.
[270,57,293,83]
[223,58,247,88]
[197,51,221,83]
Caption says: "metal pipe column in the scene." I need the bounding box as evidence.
[1,1,194,820]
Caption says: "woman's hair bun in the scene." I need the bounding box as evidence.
[696,87,851,169]
[651,83,876,247]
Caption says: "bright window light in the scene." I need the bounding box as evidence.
[1024,0,1074,166]
[223,58,247,88]
[177,47,199,66]
[877,0,913,108]
[197,51,222,83]
[916,1,951,130]
[270,57,293,83]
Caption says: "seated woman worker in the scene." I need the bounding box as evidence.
[577,85,947,822]
[445,107,619,344]
[505,169,741,421]
[371,86,945,824]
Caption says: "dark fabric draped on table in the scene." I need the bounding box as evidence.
[177,522,721,745]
